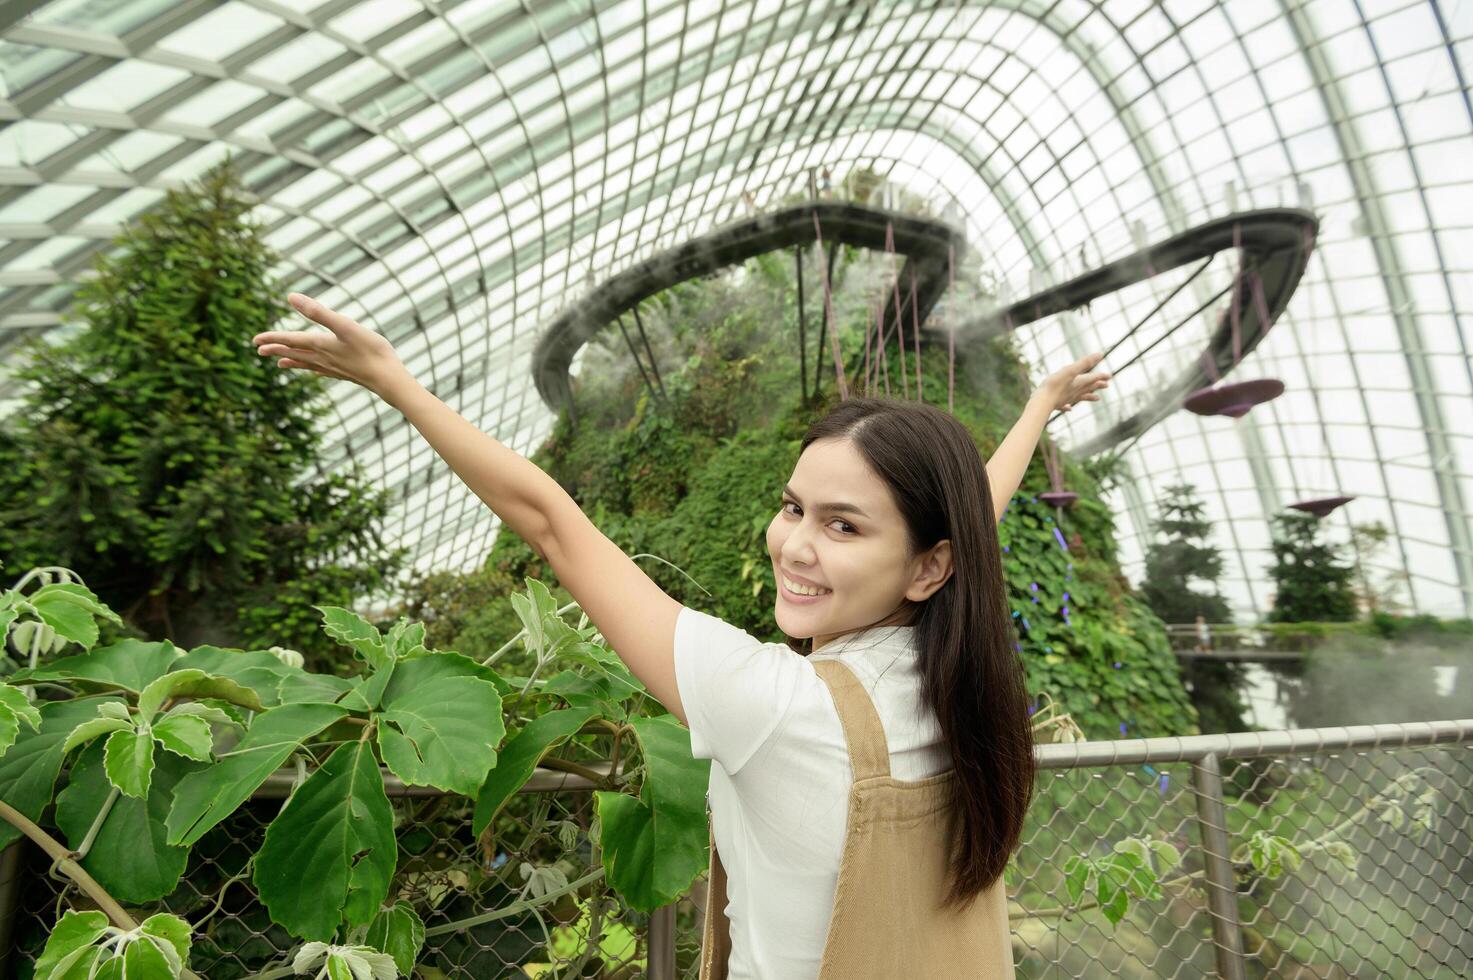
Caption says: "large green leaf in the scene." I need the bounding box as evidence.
[373,653,506,796]
[507,579,557,658]
[27,582,120,649]
[60,716,133,756]
[254,739,396,941]
[120,938,170,976]
[137,912,192,972]
[32,909,109,980]
[381,618,429,660]
[338,655,396,713]
[0,696,120,849]
[152,714,213,761]
[137,667,263,719]
[8,639,180,693]
[166,701,346,846]
[55,741,204,904]
[473,707,598,837]
[549,655,642,700]
[542,670,634,721]
[172,645,299,707]
[315,605,387,668]
[365,901,426,976]
[593,715,709,911]
[102,727,154,798]
[0,683,41,757]
[277,670,356,704]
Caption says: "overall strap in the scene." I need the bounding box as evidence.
[811,659,891,781]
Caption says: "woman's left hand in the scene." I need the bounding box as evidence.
[1039,352,1111,413]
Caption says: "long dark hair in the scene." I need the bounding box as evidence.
[787,395,1036,911]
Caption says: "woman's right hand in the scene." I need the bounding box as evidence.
[253,294,412,399]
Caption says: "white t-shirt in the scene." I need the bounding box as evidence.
[673,605,951,980]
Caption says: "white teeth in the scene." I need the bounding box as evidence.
[783,575,831,597]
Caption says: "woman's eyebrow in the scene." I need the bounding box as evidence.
[783,484,870,519]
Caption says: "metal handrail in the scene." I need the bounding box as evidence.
[1035,717,1473,768]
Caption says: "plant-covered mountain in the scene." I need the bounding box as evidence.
[399,239,1197,738]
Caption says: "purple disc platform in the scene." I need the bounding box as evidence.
[1039,491,1079,509]
[1183,378,1285,418]
[1287,495,1355,518]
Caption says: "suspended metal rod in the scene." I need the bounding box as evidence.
[795,243,808,406]
[812,236,840,401]
[615,314,662,407]
[1087,277,1241,458]
[885,221,909,399]
[629,305,667,401]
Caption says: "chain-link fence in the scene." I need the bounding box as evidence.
[6,720,1471,978]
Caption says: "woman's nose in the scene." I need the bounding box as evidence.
[780,522,818,562]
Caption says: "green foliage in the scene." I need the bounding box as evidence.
[1347,520,1410,615]
[1267,512,1358,623]
[593,714,712,908]
[1140,483,1248,733]
[416,253,1196,738]
[1140,483,1231,624]
[0,564,711,976]
[1062,836,1179,925]
[34,909,193,980]
[0,162,404,670]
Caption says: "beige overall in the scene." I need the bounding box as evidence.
[699,658,1016,979]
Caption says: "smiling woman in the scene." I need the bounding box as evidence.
[251,244,1116,977]
[253,288,1107,979]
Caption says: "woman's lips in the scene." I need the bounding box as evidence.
[780,579,832,604]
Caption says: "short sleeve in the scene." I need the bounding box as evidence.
[673,606,806,775]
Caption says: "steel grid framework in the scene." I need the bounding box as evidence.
[0,0,1469,618]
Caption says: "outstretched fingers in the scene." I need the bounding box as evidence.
[288,292,359,335]
[253,331,325,351]
[275,354,344,380]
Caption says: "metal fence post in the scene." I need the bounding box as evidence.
[1193,752,1246,980]
[647,903,676,979]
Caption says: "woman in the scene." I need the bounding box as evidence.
[254,293,1109,978]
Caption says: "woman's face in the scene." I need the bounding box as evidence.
[766,437,952,652]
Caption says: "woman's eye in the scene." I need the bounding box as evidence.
[782,501,854,534]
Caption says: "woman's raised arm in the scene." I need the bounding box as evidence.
[984,352,1111,523]
[254,294,688,726]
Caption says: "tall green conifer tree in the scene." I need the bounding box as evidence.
[0,164,404,668]
[1141,483,1247,731]
[1267,511,1357,623]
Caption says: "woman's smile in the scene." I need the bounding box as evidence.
[780,574,833,603]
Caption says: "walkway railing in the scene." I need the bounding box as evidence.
[7,720,1471,978]
[1161,621,1468,660]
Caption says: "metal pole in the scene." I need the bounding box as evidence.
[795,244,808,405]
[647,904,676,979]
[615,314,662,407]
[1193,752,1247,980]
[630,305,667,400]
[812,238,838,399]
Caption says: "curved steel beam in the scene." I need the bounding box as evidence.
[530,201,965,416]
[940,209,1318,457]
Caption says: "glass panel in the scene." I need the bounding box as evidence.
[0,42,81,98]
[158,80,266,129]
[0,120,79,168]
[33,0,173,36]
[152,3,283,62]
[60,60,190,114]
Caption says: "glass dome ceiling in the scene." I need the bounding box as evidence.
[0,0,1469,620]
